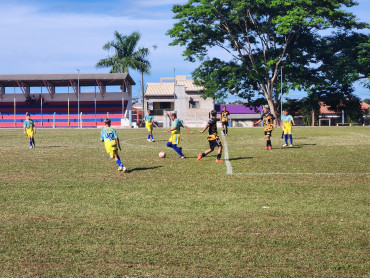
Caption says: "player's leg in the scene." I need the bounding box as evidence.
[222,122,225,135]
[149,128,155,142]
[266,132,272,149]
[283,130,288,146]
[225,122,228,135]
[197,147,213,161]
[27,134,33,148]
[31,135,35,147]
[114,153,126,172]
[216,142,223,162]
[288,130,293,146]
[146,124,152,141]
[172,144,185,157]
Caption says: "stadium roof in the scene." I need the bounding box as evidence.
[0,73,136,87]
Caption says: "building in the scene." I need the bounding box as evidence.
[0,73,135,127]
[319,101,370,126]
[144,75,214,127]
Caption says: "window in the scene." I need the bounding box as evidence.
[189,101,200,109]
[160,102,172,109]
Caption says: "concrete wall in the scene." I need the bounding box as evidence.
[184,91,214,123]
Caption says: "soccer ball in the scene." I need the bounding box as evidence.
[159,151,166,158]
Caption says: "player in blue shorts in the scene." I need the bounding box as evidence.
[141,110,158,142]
[164,113,194,158]
[281,110,295,147]
[23,112,36,148]
[101,118,126,172]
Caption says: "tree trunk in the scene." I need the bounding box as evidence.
[141,71,145,112]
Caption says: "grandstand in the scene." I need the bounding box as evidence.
[0,73,138,127]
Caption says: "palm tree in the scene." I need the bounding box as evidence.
[96,31,150,110]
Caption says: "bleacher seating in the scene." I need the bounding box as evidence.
[0,100,128,127]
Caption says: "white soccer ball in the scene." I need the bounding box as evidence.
[159,151,166,158]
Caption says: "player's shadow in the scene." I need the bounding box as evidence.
[228,157,253,161]
[127,166,163,173]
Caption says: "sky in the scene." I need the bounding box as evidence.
[0,0,369,101]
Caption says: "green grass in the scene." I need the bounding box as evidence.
[0,126,369,277]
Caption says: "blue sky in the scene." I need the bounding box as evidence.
[0,0,369,101]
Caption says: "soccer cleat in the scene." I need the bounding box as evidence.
[122,167,127,173]
[289,144,293,147]
[29,146,33,149]
[265,146,268,150]
[151,139,155,142]
[216,159,224,162]
[118,166,123,171]
[180,156,186,159]
[197,153,203,161]
[147,139,151,142]
[283,144,287,147]
[269,146,272,150]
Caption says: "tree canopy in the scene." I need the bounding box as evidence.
[96,31,150,75]
[167,0,369,117]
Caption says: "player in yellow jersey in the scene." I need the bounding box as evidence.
[254,107,276,150]
[140,110,158,142]
[100,118,126,172]
[23,112,36,148]
[164,113,194,158]
[220,106,232,135]
[281,110,295,147]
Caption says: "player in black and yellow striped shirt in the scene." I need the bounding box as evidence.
[255,107,277,150]
[197,110,223,162]
[220,106,231,135]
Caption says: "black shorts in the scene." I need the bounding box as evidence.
[264,131,272,136]
[209,138,222,150]
[221,121,228,127]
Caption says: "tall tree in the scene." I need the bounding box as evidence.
[96,31,150,110]
[167,0,369,117]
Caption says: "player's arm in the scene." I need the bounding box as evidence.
[199,124,209,133]
[184,125,194,134]
[153,121,158,128]
[23,126,26,135]
[164,126,176,133]
[273,118,277,128]
[33,125,36,134]
[292,118,296,126]
[254,119,261,125]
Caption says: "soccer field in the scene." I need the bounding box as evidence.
[1,127,369,277]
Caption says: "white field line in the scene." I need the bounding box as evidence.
[351,133,370,138]
[234,172,370,176]
[221,133,233,175]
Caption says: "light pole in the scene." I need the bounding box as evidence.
[77,69,80,128]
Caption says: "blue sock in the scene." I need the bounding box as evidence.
[167,142,172,148]
[172,145,184,157]
[29,141,33,147]
[284,135,288,145]
[289,135,293,145]
[116,159,124,167]
[147,134,150,140]
[150,135,154,140]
